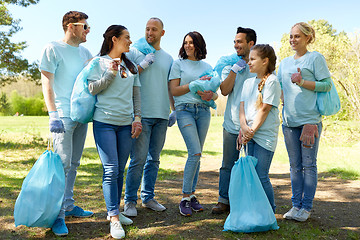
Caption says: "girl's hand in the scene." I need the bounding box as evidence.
[200,75,212,81]
[241,125,254,144]
[197,90,213,101]
[131,120,142,138]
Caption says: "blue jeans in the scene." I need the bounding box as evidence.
[282,122,322,211]
[246,140,276,213]
[176,103,210,194]
[53,117,88,219]
[93,120,132,216]
[125,118,168,204]
[218,129,239,205]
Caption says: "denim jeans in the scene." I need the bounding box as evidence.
[218,129,239,205]
[53,117,88,219]
[176,103,210,194]
[125,118,168,204]
[93,120,132,216]
[282,122,322,211]
[246,139,276,213]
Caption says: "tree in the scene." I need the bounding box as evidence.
[0,0,40,86]
[278,19,360,120]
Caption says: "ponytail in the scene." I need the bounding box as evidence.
[255,73,271,110]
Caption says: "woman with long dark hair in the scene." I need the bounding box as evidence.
[169,31,217,217]
[87,25,142,239]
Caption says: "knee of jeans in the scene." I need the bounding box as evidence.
[188,153,201,162]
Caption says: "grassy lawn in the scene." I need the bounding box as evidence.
[0,116,359,239]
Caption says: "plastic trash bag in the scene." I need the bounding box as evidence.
[70,57,99,123]
[214,53,242,77]
[14,150,65,228]
[189,69,221,109]
[317,78,341,116]
[224,152,279,233]
[132,37,156,55]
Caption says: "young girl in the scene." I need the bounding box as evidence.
[238,44,281,213]
[87,25,142,239]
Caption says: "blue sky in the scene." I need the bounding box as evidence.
[8,0,360,67]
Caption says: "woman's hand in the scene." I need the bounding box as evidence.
[197,90,213,101]
[131,119,142,139]
[291,68,304,86]
[300,124,319,147]
[199,75,212,81]
[109,59,121,75]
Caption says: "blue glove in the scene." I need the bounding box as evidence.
[230,59,247,74]
[168,111,176,127]
[49,111,65,133]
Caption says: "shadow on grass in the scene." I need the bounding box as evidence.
[161,149,220,157]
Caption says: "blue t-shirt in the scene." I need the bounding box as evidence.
[222,65,256,134]
[39,40,93,117]
[278,51,331,127]
[87,55,141,126]
[126,48,173,119]
[240,74,281,152]
[169,59,213,107]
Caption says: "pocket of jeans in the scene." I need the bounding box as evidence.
[175,104,186,112]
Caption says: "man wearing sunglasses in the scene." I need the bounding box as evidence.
[123,17,175,217]
[40,11,93,236]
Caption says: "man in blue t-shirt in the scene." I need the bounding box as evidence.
[123,18,175,217]
[212,27,257,214]
[40,11,93,236]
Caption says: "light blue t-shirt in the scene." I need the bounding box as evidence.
[87,55,141,126]
[39,40,93,117]
[169,59,213,107]
[240,74,281,152]
[222,65,256,134]
[278,51,331,127]
[126,48,173,119]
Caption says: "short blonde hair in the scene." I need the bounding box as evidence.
[292,22,315,44]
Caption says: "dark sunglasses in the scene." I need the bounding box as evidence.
[119,65,128,78]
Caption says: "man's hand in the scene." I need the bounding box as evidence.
[49,111,65,133]
[230,59,247,74]
[139,53,155,70]
[168,111,176,127]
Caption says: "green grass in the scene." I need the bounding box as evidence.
[1,116,360,239]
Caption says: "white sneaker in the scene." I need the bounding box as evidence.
[293,208,311,222]
[142,199,166,211]
[106,213,133,225]
[283,207,300,220]
[123,202,137,217]
[110,221,125,239]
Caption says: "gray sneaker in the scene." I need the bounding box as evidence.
[122,202,137,217]
[283,207,300,220]
[142,199,166,211]
[293,208,311,222]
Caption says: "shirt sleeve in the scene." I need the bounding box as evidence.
[39,45,57,73]
[168,60,181,81]
[313,52,331,81]
[314,77,332,92]
[262,75,281,107]
[221,65,232,83]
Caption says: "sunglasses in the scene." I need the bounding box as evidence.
[119,65,128,78]
[67,22,90,30]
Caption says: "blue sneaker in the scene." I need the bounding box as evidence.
[65,206,94,218]
[52,218,68,236]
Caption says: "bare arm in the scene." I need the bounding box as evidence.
[251,103,273,132]
[168,82,176,111]
[169,78,190,96]
[41,70,57,112]
[220,71,237,96]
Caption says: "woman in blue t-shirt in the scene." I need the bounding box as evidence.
[239,44,280,213]
[87,25,142,239]
[169,31,217,217]
[278,22,332,222]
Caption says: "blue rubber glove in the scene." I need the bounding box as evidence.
[168,111,176,127]
[49,111,65,133]
[230,59,247,74]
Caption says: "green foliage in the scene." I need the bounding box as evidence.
[9,90,46,116]
[0,92,11,115]
[0,0,40,86]
[277,19,360,120]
